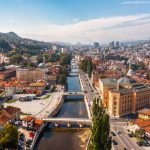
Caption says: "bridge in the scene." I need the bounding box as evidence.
[68,74,78,77]
[71,65,77,69]
[63,91,84,96]
[43,118,92,127]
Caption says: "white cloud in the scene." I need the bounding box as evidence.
[8,19,15,24]
[0,13,150,44]
[122,1,150,4]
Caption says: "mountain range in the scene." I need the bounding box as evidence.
[0,32,51,47]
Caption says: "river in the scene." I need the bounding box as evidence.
[34,61,89,150]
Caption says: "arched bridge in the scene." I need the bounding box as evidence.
[43,118,92,127]
[63,92,84,96]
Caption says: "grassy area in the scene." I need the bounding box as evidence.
[43,94,51,100]
[20,112,31,115]
[5,99,17,103]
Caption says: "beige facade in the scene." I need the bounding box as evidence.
[109,89,133,117]
[16,68,45,83]
[99,77,150,117]
[108,84,150,117]
[99,78,116,108]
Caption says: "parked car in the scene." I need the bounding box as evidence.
[14,121,22,126]
[112,140,118,145]
[116,130,121,134]
[136,141,143,146]
[143,140,150,146]
[128,133,133,137]
[111,131,116,136]
[26,139,33,149]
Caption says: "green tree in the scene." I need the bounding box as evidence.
[87,60,93,78]
[58,74,67,85]
[9,54,24,65]
[59,53,72,65]
[79,59,93,77]
[88,97,111,150]
[0,124,18,149]
[134,128,145,140]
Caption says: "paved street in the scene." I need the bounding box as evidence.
[111,121,149,150]
[79,70,96,105]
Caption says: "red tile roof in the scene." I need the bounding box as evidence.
[133,118,150,128]
[22,116,34,122]
[4,106,21,114]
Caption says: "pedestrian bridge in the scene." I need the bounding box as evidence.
[43,118,92,127]
[63,92,84,96]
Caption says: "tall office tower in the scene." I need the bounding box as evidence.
[109,41,114,49]
[94,42,100,48]
[116,41,120,49]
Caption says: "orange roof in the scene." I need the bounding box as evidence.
[34,119,44,125]
[29,82,45,87]
[133,118,150,128]
[22,116,34,122]
[0,114,11,125]
[144,126,150,133]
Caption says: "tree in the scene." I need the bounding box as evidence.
[79,59,93,77]
[9,54,24,65]
[0,124,18,149]
[87,60,93,78]
[88,97,111,150]
[134,128,145,140]
[59,53,72,65]
[58,74,67,85]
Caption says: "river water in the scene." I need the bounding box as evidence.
[35,62,88,150]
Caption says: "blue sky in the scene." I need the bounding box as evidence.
[0,0,150,43]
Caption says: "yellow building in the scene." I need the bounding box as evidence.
[99,78,116,108]
[99,77,150,117]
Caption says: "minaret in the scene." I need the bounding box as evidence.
[129,61,132,70]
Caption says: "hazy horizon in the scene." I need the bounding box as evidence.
[0,0,150,44]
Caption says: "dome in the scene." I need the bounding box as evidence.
[38,63,44,67]
[127,69,134,76]
[117,77,136,86]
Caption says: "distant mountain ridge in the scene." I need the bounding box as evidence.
[0,32,51,47]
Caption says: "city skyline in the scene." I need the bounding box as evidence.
[0,0,150,43]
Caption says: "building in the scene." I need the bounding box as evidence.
[0,106,21,125]
[0,68,16,80]
[22,116,34,128]
[116,41,120,49]
[138,108,150,119]
[94,42,100,48]
[16,68,45,83]
[22,116,44,131]
[28,81,46,96]
[108,77,150,117]
[0,53,9,64]
[128,109,150,138]
[109,41,115,49]
[4,83,16,97]
[99,78,116,108]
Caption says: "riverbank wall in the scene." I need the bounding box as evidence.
[31,95,65,150]
[47,95,64,118]
[31,122,47,150]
